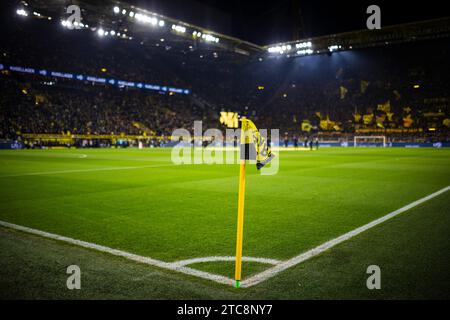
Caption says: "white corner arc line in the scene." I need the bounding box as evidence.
[173,256,281,267]
[240,185,450,288]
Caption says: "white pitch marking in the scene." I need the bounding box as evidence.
[0,152,87,159]
[0,220,234,286]
[0,185,448,288]
[240,185,450,288]
[0,163,175,178]
[173,256,281,267]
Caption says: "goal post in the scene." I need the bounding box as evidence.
[354,135,386,147]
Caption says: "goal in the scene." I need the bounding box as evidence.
[354,136,386,147]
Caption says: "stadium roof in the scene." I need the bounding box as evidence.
[18,0,263,56]
[15,1,450,59]
[264,16,450,58]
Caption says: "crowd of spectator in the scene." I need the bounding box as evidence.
[0,77,215,139]
[1,16,449,144]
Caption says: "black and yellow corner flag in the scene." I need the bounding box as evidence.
[240,118,275,170]
[235,118,275,288]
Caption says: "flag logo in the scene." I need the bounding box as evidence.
[240,118,275,170]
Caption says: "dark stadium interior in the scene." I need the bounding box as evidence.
[1,0,450,304]
[1,0,449,148]
[122,0,450,43]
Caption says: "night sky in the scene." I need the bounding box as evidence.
[126,0,449,45]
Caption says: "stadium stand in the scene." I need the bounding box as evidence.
[1,1,449,147]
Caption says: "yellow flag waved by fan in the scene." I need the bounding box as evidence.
[301,120,312,132]
[377,100,391,113]
[443,118,450,128]
[339,86,348,99]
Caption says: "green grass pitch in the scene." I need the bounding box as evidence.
[0,147,449,299]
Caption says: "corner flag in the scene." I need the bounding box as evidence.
[240,118,275,170]
[235,118,275,288]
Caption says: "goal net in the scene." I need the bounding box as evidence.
[354,136,386,147]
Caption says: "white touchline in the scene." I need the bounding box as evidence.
[0,163,176,178]
[0,220,235,286]
[240,185,450,288]
[0,185,448,288]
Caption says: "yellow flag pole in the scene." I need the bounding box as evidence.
[235,119,248,288]
[234,158,246,288]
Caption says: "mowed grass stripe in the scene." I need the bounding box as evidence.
[1,191,448,299]
[0,184,447,288]
[0,148,448,265]
[0,149,173,176]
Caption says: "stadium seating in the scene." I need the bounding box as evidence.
[1,15,449,145]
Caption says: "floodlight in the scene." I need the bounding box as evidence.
[16,9,28,16]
